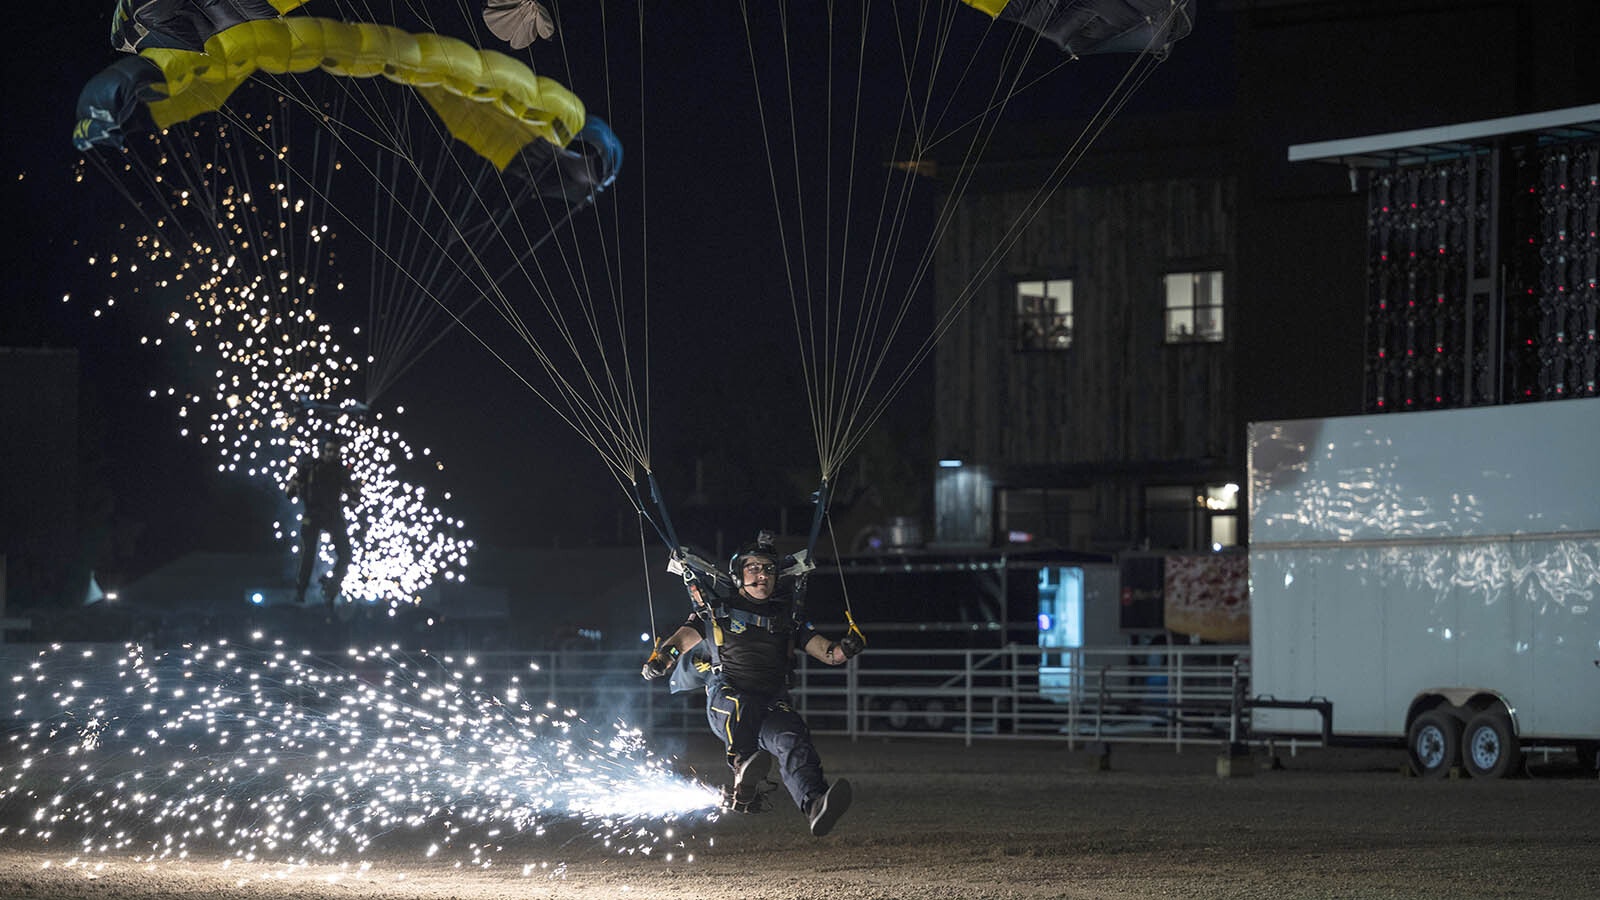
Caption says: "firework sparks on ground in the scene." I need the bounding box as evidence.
[0,639,720,872]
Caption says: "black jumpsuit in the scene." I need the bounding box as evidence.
[685,590,831,812]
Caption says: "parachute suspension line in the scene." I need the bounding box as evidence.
[394,193,590,388]
[636,0,654,466]
[157,112,286,329]
[312,73,499,404]
[822,9,1174,478]
[365,153,532,401]
[268,99,310,355]
[365,96,439,399]
[800,0,1003,484]
[819,0,888,488]
[415,50,646,484]
[753,1,1022,484]
[494,0,653,480]
[222,80,627,472]
[740,0,830,477]
[261,67,644,472]
[451,5,655,478]
[820,0,962,483]
[817,9,1051,473]
[204,76,407,395]
[88,134,205,271]
[636,502,660,654]
[834,43,1171,473]
[822,504,865,647]
[212,95,331,377]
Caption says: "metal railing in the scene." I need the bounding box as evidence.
[458,643,1251,750]
[0,642,1253,752]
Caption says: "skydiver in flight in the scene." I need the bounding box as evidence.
[643,532,863,836]
[288,439,359,606]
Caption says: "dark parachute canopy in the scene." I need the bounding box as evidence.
[112,0,290,53]
[963,0,1195,57]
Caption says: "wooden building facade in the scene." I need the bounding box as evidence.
[921,0,1600,557]
[932,166,1240,552]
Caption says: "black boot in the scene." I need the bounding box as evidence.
[722,751,772,813]
[806,778,852,837]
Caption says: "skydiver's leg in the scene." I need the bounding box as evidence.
[758,697,828,811]
[326,519,353,598]
[705,674,764,762]
[295,526,321,604]
[706,674,773,810]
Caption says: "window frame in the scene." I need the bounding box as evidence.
[1162,268,1226,345]
[1013,276,1076,352]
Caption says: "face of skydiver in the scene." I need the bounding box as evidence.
[738,555,778,601]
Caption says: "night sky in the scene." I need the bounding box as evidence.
[2,2,1231,581]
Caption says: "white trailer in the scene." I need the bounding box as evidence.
[1247,398,1600,777]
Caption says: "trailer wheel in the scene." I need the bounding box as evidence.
[1461,711,1521,779]
[923,698,950,731]
[1407,709,1460,778]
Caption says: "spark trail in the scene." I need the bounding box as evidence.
[0,639,720,872]
[77,163,474,605]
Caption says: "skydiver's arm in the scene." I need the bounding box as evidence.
[641,624,703,680]
[802,633,848,666]
[659,624,703,656]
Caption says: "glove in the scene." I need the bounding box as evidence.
[839,630,866,659]
[641,648,674,680]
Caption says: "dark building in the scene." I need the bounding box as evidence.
[928,0,1600,552]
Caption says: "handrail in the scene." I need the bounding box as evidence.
[421,643,1256,751]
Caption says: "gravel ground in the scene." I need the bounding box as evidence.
[2,734,1596,900]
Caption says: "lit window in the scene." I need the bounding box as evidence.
[1164,271,1224,343]
[1142,482,1240,550]
[1015,278,1074,351]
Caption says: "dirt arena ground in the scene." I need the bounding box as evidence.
[2,734,1596,900]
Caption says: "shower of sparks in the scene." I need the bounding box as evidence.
[77,121,474,605]
[0,640,721,872]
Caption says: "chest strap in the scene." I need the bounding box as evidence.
[716,604,795,633]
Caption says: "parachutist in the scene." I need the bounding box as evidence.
[288,439,361,607]
[645,532,860,837]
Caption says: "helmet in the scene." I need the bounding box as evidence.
[729,530,780,586]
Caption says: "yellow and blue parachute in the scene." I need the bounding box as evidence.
[79,4,601,175]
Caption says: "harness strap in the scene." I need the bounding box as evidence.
[714,604,797,632]
[685,581,723,670]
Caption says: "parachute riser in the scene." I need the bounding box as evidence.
[805,479,831,561]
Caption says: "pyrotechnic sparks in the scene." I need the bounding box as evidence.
[0,640,721,872]
[78,118,474,605]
